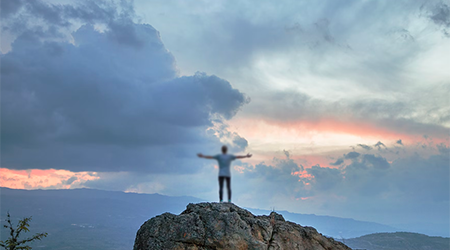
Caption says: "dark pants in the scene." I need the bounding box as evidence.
[218,176,231,201]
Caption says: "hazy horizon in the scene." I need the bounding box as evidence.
[1,0,449,239]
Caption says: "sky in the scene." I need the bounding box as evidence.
[1,0,449,236]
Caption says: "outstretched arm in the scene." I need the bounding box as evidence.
[197,153,215,159]
[236,153,252,159]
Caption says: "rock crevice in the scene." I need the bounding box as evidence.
[134,202,351,250]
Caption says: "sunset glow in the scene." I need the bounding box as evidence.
[1,0,448,238]
[229,117,439,148]
[0,168,99,189]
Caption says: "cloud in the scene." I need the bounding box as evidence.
[374,141,387,150]
[4,0,448,145]
[1,0,117,33]
[1,0,248,173]
[1,0,448,236]
[237,155,309,202]
[329,158,343,166]
[286,146,448,230]
[390,150,449,202]
[149,0,432,74]
[357,144,373,150]
[303,151,392,197]
[315,145,448,203]
[207,122,249,152]
[437,143,450,154]
[62,176,78,185]
[0,0,25,19]
[240,88,449,141]
[138,0,450,141]
[244,156,302,181]
[425,2,450,36]
[396,139,403,145]
[306,165,342,191]
[234,143,426,208]
[362,154,390,170]
[0,168,98,189]
[344,151,360,159]
[233,141,448,223]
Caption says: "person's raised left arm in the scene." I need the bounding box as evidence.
[235,153,252,159]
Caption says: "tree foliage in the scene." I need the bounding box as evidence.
[0,212,48,250]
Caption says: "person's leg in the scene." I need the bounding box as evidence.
[226,177,231,202]
[218,176,224,202]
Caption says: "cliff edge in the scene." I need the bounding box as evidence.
[133,202,351,250]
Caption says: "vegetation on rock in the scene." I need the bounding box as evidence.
[0,212,48,250]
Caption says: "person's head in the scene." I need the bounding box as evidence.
[221,145,228,154]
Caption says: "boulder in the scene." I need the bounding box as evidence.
[134,202,351,250]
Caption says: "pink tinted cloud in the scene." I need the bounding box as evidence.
[287,118,449,145]
[0,168,99,189]
[236,117,423,142]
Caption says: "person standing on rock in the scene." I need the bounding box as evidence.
[197,145,252,203]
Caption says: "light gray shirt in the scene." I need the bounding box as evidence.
[213,154,236,177]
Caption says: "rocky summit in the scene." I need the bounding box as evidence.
[133,202,351,250]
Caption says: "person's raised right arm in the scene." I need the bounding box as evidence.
[197,153,215,159]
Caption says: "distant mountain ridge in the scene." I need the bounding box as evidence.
[343,232,450,250]
[1,187,202,250]
[247,208,398,239]
[0,188,434,250]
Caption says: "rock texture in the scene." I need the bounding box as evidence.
[134,202,351,250]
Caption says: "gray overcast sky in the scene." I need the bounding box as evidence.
[1,0,449,237]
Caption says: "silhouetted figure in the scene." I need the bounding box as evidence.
[198,145,252,203]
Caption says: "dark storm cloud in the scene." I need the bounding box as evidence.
[329,151,360,166]
[125,1,450,144]
[437,143,450,154]
[430,3,450,27]
[303,147,447,203]
[239,141,448,207]
[1,0,117,33]
[62,176,78,185]
[240,155,309,198]
[0,0,25,19]
[357,144,372,150]
[329,147,446,201]
[362,154,390,170]
[232,146,443,229]
[208,123,249,152]
[374,141,386,151]
[157,0,449,140]
[329,158,343,166]
[231,135,248,151]
[245,156,302,180]
[390,146,450,202]
[246,89,450,139]
[344,151,360,159]
[306,165,342,191]
[83,172,153,192]
[242,144,439,203]
[424,2,450,36]
[159,0,405,71]
[0,0,127,56]
[0,0,248,173]
[252,149,393,196]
